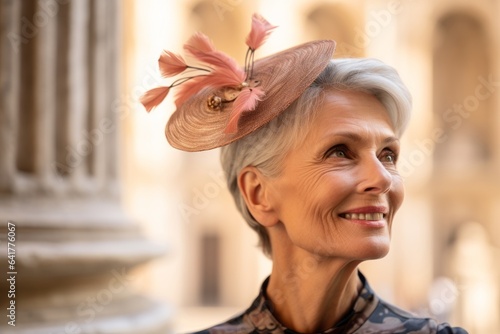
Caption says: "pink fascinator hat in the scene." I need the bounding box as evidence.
[140,14,336,152]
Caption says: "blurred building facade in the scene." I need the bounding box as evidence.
[2,0,498,333]
[129,0,500,333]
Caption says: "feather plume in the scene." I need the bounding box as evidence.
[224,87,266,133]
[158,50,187,77]
[207,66,245,87]
[140,86,170,112]
[173,76,207,108]
[173,66,246,108]
[185,32,216,53]
[245,14,277,51]
[187,47,243,74]
[184,32,245,81]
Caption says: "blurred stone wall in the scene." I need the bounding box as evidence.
[0,0,171,332]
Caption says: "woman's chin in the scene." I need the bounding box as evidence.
[355,236,391,260]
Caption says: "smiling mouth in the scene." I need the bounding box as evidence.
[339,213,386,221]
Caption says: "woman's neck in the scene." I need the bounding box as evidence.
[266,248,362,333]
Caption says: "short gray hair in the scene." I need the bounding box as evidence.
[220,58,412,257]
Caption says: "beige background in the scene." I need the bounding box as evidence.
[0,0,499,333]
[126,0,500,333]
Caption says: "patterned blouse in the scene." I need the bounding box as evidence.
[190,272,467,334]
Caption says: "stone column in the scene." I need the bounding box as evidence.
[0,0,172,332]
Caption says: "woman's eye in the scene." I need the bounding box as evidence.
[380,150,397,163]
[332,150,346,158]
[327,145,349,158]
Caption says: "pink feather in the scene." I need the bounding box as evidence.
[184,33,245,82]
[224,87,265,134]
[187,47,243,73]
[180,32,248,110]
[158,50,187,77]
[140,86,170,112]
[246,14,277,51]
[173,76,207,108]
[207,66,245,87]
[184,32,215,53]
[173,66,246,108]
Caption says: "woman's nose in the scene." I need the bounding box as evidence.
[356,156,392,194]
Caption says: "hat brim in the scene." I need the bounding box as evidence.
[165,40,336,152]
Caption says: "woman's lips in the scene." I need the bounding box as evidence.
[340,212,384,221]
[339,206,388,226]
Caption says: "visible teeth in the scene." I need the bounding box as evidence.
[342,213,384,220]
[365,213,375,220]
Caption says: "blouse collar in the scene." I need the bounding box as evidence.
[245,271,378,334]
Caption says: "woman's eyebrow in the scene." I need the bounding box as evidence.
[330,132,364,142]
[382,136,400,145]
[322,132,399,145]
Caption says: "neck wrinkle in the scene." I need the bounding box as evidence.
[266,247,362,333]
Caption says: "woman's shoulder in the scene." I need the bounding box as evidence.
[436,323,469,334]
[367,296,468,334]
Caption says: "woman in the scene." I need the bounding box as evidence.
[141,14,467,334]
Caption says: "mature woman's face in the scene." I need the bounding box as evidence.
[267,90,404,261]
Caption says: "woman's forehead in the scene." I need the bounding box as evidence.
[312,90,393,130]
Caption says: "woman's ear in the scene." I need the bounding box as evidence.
[237,166,279,227]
